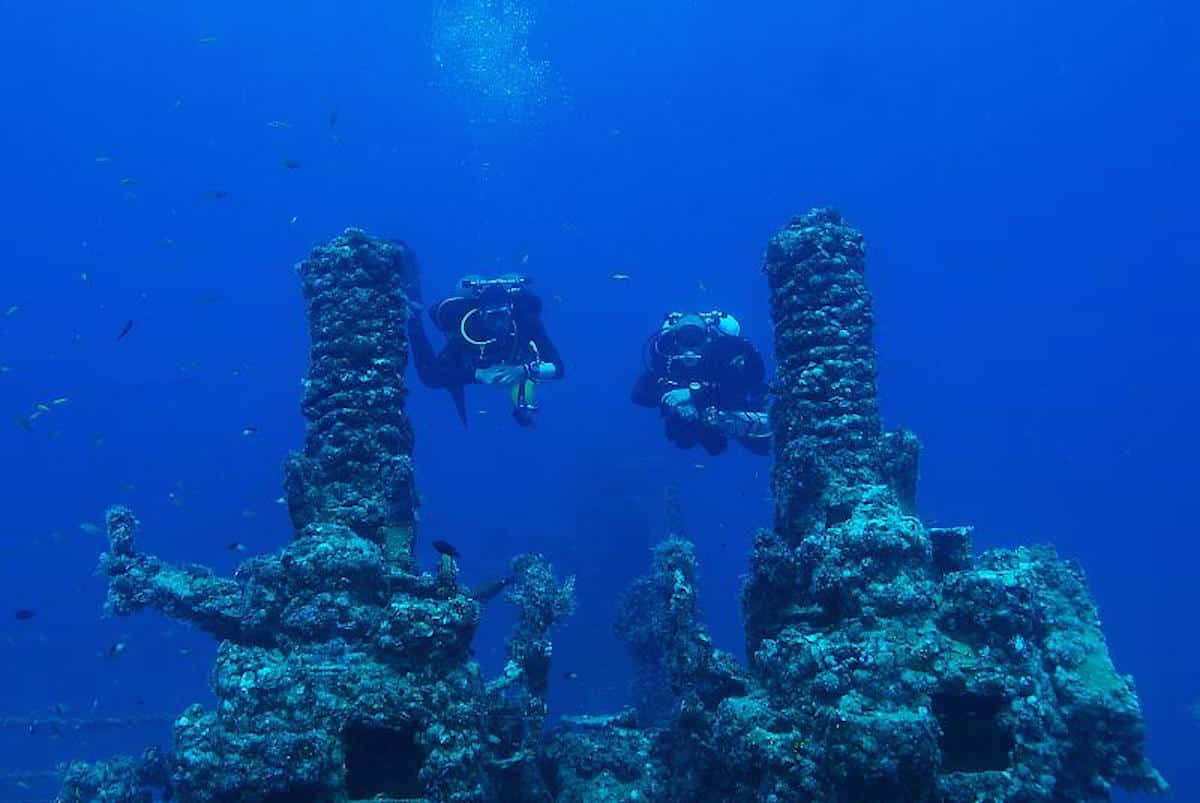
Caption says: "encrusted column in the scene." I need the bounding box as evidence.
[738,209,1162,802]
[284,229,420,567]
[763,208,919,536]
[746,209,924,651]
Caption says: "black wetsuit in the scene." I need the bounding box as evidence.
[409,292,564,426]
[632,333,768,455]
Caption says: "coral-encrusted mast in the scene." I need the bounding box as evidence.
[64,230,575,803]
[284,230,420,568]
[763,208,918,538]
[765,210,880,481]
[737,208,1164,801]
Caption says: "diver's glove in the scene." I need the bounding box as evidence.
[475,364,529,385]
[702,408,771,440]
[661,387,700,423]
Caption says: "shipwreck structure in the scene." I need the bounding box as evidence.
[58,231,573,803]
[59,214,1162,802]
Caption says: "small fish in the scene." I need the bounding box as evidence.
[81,272,89,281]
[227,542,247,553]
[178,647,194,656]
[35,403,51,413]
[15,780,29,790]
[4,304,18,317]
[14,608,36,621]
[289,215,299,225]
[562,671,579,681]
[117,319,134,340]
[693,463,706,470]
[0,364,10,374]
[241,509,257,519]
[197,35,217,45]
[241,426,258,436]
[79,522,102,535]
[267,120,291,129]
[119,177,138,186]
[432,539,460,559]
[201,190,230,201]
[27,409,45,422]
[329,109,339,128]
[274,496,286,505]
[282,158,302,169]
[94,155,113,164]
[698,280,708,292]
[520,253,530,264]
[99,640,127,659]
[610,272,632,281]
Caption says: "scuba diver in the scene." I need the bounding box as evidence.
[632,310,771,455]
[407,271,564,427]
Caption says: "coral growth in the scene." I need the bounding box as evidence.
[59,217,1163,802]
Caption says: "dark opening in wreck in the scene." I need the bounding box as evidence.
[343,723,425,800]
[932,692,1014,773]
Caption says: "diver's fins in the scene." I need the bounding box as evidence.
[450,385,469,429]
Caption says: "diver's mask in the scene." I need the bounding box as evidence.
[658,312,708,368]
[479,300,514,336]
[458,280,522,345]
[660,313,707,350]
[460,302,514,346]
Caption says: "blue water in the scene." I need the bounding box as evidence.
[1,1,1196,799]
